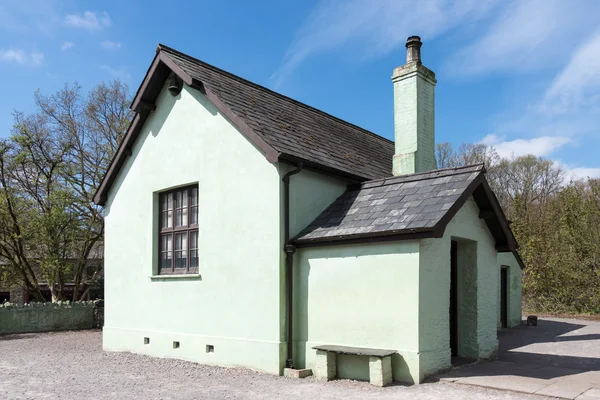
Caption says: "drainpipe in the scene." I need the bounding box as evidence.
[283,163,302,369]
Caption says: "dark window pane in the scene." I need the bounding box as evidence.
[191,206,198,225]
[175,232,188,269]
[190,231,198,269]
[161,211,168,229]
[167,193,173,210]
[160,251,172,270]
[175,252,187,269]
[191,188,198,206]
[175,191,183,209]
[174,232,186,251]
[175,209,182,227]
[182,207,188,226]
[190,250,198,268]
[161,234,172,252]
[190,231,198,250]
[182,190,188,207]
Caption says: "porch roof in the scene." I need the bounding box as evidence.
[293,163,522,267]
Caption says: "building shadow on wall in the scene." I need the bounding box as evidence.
[429,318,600,382]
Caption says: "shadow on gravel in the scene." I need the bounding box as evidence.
[0,333,40,341]
[432,318,600,382]
[498,319,600,371]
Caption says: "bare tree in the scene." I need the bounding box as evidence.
[435,142,458,169]
[0,81,131,301]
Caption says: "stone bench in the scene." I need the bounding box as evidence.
[312,345,397,387]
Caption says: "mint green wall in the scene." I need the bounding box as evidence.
[287,168,348,238]
[419,197,499,379]
[293,197,506,384]
[418,236,452,379]
[294,241,422,384]
[277,167,348,344]
[103,82,285,373]
[497,253,523,328]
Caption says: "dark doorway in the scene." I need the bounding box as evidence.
[450,240,458,357]
[0,291,9,303]
[500,267,508,329]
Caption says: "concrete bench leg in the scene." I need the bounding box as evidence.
[369,356,392,387]
[314,350,336,381]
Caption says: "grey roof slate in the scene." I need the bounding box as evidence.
[160,45,393,180]
[293,164,485,244]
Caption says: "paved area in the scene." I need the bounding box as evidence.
[437,318,600,399]
[1,330,547,400]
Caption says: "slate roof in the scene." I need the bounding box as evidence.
[160,45,394,180]
[293,164,490,245]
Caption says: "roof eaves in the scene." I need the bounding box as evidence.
[352,163,486,190]
[479,178,519,251]
[93,47,283,205]
[277,154,371,183]
[430,172,485,238]
[129,51,161,110]
[514,251,526,270]
[93,111,147,205]
[190,80,281,163]
[293,228,437,248]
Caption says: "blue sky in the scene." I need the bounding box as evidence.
[1,0,600,179]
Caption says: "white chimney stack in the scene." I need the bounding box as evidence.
[392,36,437,176]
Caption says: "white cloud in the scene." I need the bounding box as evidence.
[480,134,572,158]
[61,41,74,51]
[98,65,130,80]
[271,0,501,88]
[65,11,111,31]
[0,49,44,66]
[101,40,122,50]
[553,161,600,182]
[487,22,600,172]
[541,29,600,114]
[479,137,600,182]
[447,0,560,75]
[0,49,25,64]
[446,0,600,77]
[565,167,600,181]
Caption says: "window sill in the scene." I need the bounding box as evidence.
[149,274,202,281]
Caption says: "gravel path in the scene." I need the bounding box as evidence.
[0,330,552,400]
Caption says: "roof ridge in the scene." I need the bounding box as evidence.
[157,43,394,146]
[354,163,485,189]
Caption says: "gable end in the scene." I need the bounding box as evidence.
[93,50,281,206]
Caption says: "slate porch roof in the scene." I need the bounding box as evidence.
[94,44,394,205]
[293,164,519,257]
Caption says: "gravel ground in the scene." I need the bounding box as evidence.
[0,330,552,400]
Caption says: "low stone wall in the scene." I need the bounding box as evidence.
[0,301,96,335]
